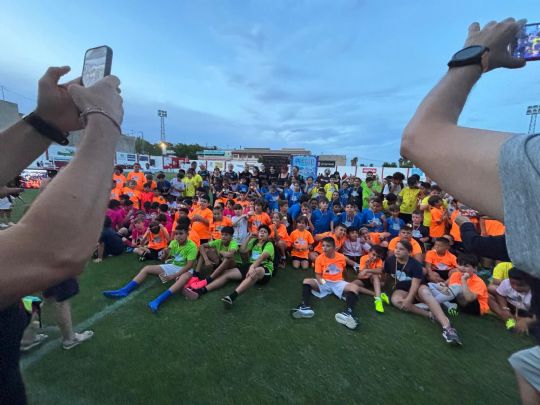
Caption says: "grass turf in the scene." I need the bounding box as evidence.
[10,190,534,404]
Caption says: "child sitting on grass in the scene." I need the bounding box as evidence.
[489,268,535,332]
[289,216,314,270]
[103,227,198,313]
[425,237,458,282]
[134,221,170,261]
[353,245,389,313]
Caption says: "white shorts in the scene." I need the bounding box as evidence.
[509,346,540,392]
[312,280,349,300]
[159,264,193,276]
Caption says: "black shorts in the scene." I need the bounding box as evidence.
[143,248,161,261]
[345,255,361,263]
[291,255,309,262]
[357,277,374,289]
[395,280,413,292]
[459,299,481,316]
[394,278,425,292]
[238,262,272,285]
[43,278,80,302]
[433,269,450,280]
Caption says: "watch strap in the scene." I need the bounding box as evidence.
[447,46,489,69]
[23,112,70,145]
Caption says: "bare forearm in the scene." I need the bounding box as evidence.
[0,120,51,186]
[18,115,119,267]
[408,67,481,131]
[0,115,119,307]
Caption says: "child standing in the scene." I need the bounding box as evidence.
[231,204,249,245]
[0,195,14,228]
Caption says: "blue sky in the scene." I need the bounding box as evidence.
[1,0,539,164]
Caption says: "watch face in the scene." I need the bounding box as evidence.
[454,45,484,61]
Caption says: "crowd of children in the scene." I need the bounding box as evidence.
[99,163,535,346]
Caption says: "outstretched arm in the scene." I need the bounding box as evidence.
[0,74,123,309]
[401,19,526,221]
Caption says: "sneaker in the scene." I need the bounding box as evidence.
[380,292,390,305]
[291,305,315,319]
[62,331,94,350]
[374,298,384,313]
[182,287,200,301]
[506,318,516,330]
[446,303,459,317]
[102,289,128,299]
[221,296,233,309]
[148,301,159,313]
[20,334,48,352]
[335,311,358,330]
[442,327,462,346]
[415,303,430,311]
[0,223,8,229]
[138,256,146,262]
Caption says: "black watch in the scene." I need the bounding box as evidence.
[23,112,70,145]
[447,45,489,69]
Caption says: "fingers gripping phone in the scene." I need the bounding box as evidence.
[82,46,113,87]
[512,23,540,61]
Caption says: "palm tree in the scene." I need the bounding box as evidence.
[351,157,358,166]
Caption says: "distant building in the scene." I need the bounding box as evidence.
[196,149,233,161]
[230,147,312,168]
[317,154,347,167]
[0,100,21,130]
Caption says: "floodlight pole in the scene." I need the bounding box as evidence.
[526,105,539,134]
[158,109,167,143]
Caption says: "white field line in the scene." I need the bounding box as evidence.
[21,281,156,371]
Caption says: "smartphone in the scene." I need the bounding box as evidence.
[81,46,113,87]
[512,22,540,61]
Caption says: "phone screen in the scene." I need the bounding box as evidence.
[513,22,540,61]
[82,46,110,86]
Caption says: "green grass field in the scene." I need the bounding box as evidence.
[11,190,534,404]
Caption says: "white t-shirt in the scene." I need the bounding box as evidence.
[232,215,249,244]
[496,278,532,311]
[170,178,185,197]
[383,183,402,196]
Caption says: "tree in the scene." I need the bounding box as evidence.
[172,143,216,159]
[398,157,414,168]
[351,157,358,166]
[382,161,398,168]
[135,138,161,155]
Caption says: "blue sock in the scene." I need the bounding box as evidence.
[148,290,172,313]
[121,280,139,294]
[103,280,139,298]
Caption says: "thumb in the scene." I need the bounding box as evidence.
[67,82,85,102]
[40,66,71,86]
